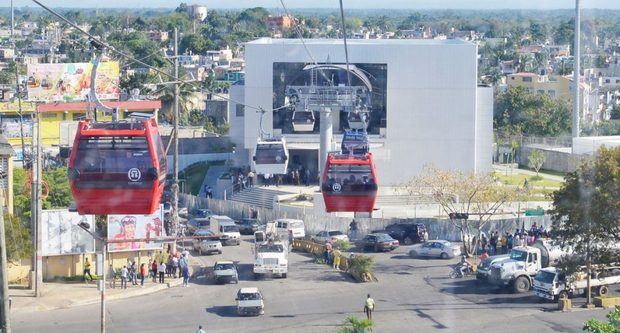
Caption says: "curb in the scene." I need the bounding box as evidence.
[11,278,183,314]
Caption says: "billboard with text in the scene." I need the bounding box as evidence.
[41,210,96,256]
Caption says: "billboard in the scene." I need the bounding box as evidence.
[107,206,166,252]
[26,62,120,102]
[41,210,96,256]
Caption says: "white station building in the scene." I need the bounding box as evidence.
[229,38,493,186]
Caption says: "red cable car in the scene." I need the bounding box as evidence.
[68,118,167,215]
[321,153,378,213]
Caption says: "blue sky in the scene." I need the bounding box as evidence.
[5,0,620,9]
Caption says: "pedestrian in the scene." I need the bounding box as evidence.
[479,250,489,261]
[364,294,375,321]
[109,264,117,289]
[196,325,206,333]
[120,265,128,289]
[158,261,166,284]
[151,260,158,282]
[500,233,508,254]
[131,261,138,285]
[247,171,255,187]
[489,231,497,255]
[349,219,358,241]
[182,265,190,287]
[481,234,488,252]
[172,255,179,278]
[305,169,311,186]
[83,258,93,282]
[333,248,342,270]
[140,263,147,287]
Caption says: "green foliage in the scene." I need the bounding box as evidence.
[108,31,167,68]
[179,34,217,55]
[583,306,620,333]
[494,86,572,136]
[333,240,352,252]
[43,167,72,209]
[178,161,211,195]
[583,120,620,137]
[338,316,374,333]
[4,214,33,262]
[551,147,620,269]
[349,255,374,275]
[527,150,546,176]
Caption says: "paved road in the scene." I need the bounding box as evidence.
[12,237,611,333]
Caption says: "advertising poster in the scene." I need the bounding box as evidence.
[107,206,166,252]
[41,210,96,256]
[26,61,120,102]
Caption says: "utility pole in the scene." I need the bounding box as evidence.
[572,0,581,143]
[10,0,14,38]
[100,241,106,333]
[34,112,42,297]
[0,193,11,333]
[172,27,180,252]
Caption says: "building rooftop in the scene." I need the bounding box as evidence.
[247,37,474,46]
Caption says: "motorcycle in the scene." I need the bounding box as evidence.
[449,263,475,279]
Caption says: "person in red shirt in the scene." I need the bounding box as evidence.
[479,250,489,261]
[140,263,147,287]
[151,260,158,283]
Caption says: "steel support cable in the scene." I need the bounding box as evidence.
[338,0,352,87]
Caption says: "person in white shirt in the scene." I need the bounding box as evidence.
[195,325,205,333]
[158,262,166,284]
[120,266,128,289]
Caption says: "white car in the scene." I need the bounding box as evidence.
[409,240,461,259]
[236,287,265,316]
[192,230,223,255]
[311,230,349,244]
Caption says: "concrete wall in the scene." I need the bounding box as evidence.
[180,194,550,242]
[520,146,588,173]
[242,38,492,185]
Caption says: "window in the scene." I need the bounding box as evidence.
[537,90,544,94]
[72,113,86,121]
[616,79,620,84]
[606,79,611,83]
[548,90,556,98]
[522,77,532,82]
[41,113,56,119]
[235,104,244,117]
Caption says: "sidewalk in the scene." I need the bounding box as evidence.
[9,276,184,314]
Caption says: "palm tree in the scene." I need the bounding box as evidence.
[156,82,197,124]
[338,316,374,333]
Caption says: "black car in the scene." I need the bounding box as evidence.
[237,218,260,235]
[191,209,213,219]
[359,233,400,252]
[385,223,428,245]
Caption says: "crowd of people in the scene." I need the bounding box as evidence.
[477,223,550,256]
[109,251,191,289]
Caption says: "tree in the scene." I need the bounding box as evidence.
[527,150,545,176]
[338,316,374,333]
[4,214,32,262]
[551,147,620,270]
[583,306,620,333]
[179,34,216,55]
[403,167,520,256]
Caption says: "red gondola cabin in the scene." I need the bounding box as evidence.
[321,153,378,213]
[68,119,167,215]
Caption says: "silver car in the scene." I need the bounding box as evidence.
[192,230,223,255]
[409,240,461,259]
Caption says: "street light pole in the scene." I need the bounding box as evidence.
[0,193,11,333]
[78,222,106,333]
[171,27,180,251]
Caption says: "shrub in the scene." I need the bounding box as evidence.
[349,255,374,275]
[333,239,352,252]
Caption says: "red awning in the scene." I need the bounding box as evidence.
[36,100,162,113]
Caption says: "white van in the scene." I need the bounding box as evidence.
[275,219,305,239]
[210,215,241,246]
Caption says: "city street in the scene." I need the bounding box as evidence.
[11,236,611,333]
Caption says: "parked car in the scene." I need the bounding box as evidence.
[359,233,400,252]
[311,230,349,244]
[213,260,239,284]
[237,218,260,235]
[187,218,210,234]
[409,240,461,259]
[236,287,265,316]
[192,230,222,255]
[191,209,213,219]
[385,223,428,245]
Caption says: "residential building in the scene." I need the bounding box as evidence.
[265,15,294,31]
[146,30,169,43]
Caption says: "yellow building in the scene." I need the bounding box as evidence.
[506,72,571,100]
[0,100,161,149]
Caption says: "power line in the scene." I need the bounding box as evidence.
[30,0,270,113]
[338,0,352,87]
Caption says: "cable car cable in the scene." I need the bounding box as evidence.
[338,0,352,87]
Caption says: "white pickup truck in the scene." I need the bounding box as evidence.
[533,266,620,301]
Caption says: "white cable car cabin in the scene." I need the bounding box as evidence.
[291,110,315,132]
[347,112,369,131]
[253,138,289,175]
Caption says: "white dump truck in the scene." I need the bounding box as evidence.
[533,266,620,301]
[488,239,571,293]
[253,221,288,279]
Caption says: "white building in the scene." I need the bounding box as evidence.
[230,38,493,186]
[187,4,208,21]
